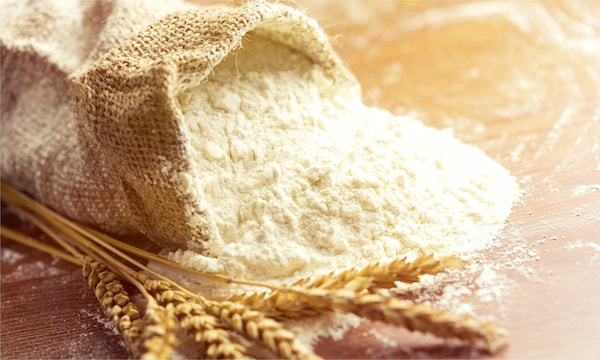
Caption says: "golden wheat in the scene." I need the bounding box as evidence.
[2,182,509,357]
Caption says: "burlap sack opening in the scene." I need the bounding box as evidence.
[1,1,359,252]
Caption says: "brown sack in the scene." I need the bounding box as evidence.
[1,0,358,251]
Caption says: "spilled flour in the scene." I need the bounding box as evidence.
[168,34,520,295]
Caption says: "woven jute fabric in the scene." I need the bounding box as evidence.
[1,0,358,250]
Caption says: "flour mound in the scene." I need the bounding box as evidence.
[169,34,519,286]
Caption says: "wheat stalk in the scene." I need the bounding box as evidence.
[0,226,81,265]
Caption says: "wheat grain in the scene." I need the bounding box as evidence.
[228,290,318,320]
[228,282,368,321]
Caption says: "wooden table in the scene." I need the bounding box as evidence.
[2,1,599,358]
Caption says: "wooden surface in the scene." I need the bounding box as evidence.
[2,1,600,359]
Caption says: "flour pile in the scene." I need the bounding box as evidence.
[168,34,519,290]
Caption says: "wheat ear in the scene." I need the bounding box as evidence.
[293,254,466,290]
[172,300,250,359]
[142,276,318,360]
[205,298,320,360]
[142,276,251,360]
[227,277,372,320]
[353,292,507,352]
[83,257,144,358]
[229,254,466,319]
[232,284,505,352]
[288,288,506,353]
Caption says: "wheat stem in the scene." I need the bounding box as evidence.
[1,182,278,291]
[0,226,82,265]
[84,225,256,286]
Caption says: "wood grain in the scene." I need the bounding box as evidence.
[2,1,600,359]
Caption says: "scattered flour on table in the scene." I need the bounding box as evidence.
[564,239,600,265]
[565,239,600,251]
[164,34,519,344]
[1,247,26,265]
[407,259,516,321]
[572,184,600,196]
[2,260,65,282]
[80,308,119,334]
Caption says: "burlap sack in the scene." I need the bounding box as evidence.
[1,0,359,251]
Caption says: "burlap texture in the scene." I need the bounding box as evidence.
[1,0,358,250]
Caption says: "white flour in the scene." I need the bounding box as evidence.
[169,34,519,292]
